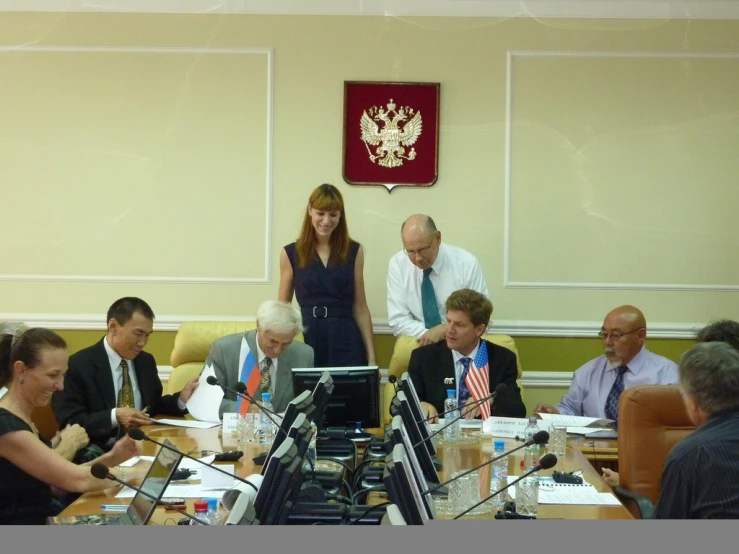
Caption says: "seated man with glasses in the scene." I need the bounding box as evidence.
[534,305,678,422]
[387,214,488,346]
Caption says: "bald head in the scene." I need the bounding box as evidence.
[400,215,441,270]
[601,305,647,367]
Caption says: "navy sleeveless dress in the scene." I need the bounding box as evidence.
[284,241,368,367]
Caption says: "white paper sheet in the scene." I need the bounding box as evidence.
[115,484,226,499]
[151,419,221,429]
[505,477,620,505]
[536,414,613,428]
[178,455,216,472]
[202,464,235,491]
[185,364,223,423]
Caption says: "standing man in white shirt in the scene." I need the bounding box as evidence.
[387,214,489,346]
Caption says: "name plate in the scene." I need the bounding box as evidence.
[222,413,239,435]
[483,416,532,439]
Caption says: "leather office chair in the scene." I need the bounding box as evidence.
[382,334,524,425]
[168,321,305,396]
[614,385,696,519]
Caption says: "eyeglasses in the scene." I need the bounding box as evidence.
[403,242,435,257]
[597,328,643,341]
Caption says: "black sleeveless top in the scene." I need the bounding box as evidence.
[0,408,55,525]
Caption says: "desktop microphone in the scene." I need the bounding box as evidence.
[222,475,264,513]
[127,428,259,494]
[388,375,398,392]
[411,386,515,450]
[453,453,558,519]
[421,430,550,496]
[89,463,208,525]
[416,383,508,425]
[225,489,259,525]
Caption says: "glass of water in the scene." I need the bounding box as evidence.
[448,470,482,515]
[515,476,540,517]
[547,425,567,460]
[236,413,258,444]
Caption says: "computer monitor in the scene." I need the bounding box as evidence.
[276,413,316,524]
[292,366,381,429]
[389,416,436,519]
[397,372,437,457]
[253,437,303,525]
[390,391,440,485]
[128,438,183,525]
[310,371,335,427]
[260,390,314,476]
[383,444,431,525]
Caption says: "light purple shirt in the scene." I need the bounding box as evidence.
[555,346,679,418]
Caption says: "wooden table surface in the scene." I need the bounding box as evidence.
[60,422,629,523]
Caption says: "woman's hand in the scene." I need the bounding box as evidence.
[110,435,143,465]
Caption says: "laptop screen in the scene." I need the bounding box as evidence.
[128,439,183,525]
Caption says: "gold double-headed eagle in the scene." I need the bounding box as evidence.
[359,98,423,168]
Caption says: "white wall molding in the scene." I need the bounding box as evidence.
[0,45,274,285]
[1,1,738,20]
[518,371,573,388]
[2,313,705,339]
[503,49,739,292]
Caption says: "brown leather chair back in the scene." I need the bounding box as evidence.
[32,404,59,441]
[618,385,696,517]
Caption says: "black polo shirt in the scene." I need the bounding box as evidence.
[654,409,739,519]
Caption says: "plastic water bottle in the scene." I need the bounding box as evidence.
[303,421,318,475]
[443,390,460,442]
[524,417,541,469]
[259,392,277,445]
[490,439,509,507]
[190,500,210,525]
[205,498,223,525]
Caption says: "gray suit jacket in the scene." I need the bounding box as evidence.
[205,329,314,417]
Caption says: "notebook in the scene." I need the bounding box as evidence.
[505,476,621,506]
[48,439,184,525]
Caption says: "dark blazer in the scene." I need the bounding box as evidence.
[52,338,185,449]
[408,339,526,418]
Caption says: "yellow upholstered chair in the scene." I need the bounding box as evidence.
[168,321,306,396]
[382,334,524,424]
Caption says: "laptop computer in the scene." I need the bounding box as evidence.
[48,438,184,525]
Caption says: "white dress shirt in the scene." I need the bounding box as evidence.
[451,342,480,402]
[254,331,278,394]
[0,386,7,400]
[104,336,186,427]
[387,242,490,339]
[104,336,142,428]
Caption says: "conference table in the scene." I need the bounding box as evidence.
[60,421,630,523]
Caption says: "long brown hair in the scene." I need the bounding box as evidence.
[296,184,352,269]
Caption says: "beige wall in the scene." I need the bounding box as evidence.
[1,13,738,330]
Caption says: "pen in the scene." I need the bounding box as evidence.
[100,504,129,511]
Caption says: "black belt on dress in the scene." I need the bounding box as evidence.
[302,306,353,318]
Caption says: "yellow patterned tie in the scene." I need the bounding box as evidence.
[260,358,272,396]
[118,359,135,409]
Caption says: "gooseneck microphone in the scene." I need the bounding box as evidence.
[421,430,550,496]
[453,453,558,519]
[416,383,508,425]
[388,375,398,392]
[127,428,259,493]
[205,375,283,429]
[412,384,511,450]
[90,463,208,525]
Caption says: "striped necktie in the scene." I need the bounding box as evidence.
[458,357,472,408]
[604,365,628,428]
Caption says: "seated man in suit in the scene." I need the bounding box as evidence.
[387,214,488,347]
[654,341,739,518]
[52,297,199,450]
[408,289,525,422]
[205,300,314,418]
[535,305,678,423]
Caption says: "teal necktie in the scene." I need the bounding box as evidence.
[421,268,442,328]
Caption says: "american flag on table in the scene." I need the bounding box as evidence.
[466,341,491,420]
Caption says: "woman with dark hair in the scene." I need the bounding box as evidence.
[278,183,375,367]
[0,328,141,524]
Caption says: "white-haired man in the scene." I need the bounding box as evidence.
[206,300,315,418]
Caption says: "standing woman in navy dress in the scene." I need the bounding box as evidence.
[279,184,376,367]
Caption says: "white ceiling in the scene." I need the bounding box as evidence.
[1,1,739,19]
